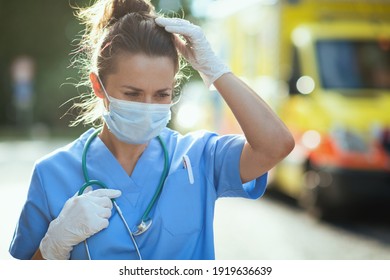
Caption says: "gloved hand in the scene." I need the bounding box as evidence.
[39,188,121,260]
[155,17,231,88]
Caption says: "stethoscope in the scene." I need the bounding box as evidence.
[78,128,169,260]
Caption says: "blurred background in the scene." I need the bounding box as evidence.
[1,0,390,260]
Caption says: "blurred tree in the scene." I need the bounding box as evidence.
[0,0,85,134]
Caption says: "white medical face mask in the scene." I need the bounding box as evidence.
[97,76,172,144]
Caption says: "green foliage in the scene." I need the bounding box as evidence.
[0,0,87,129]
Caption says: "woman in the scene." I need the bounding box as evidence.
[9,0,294,260]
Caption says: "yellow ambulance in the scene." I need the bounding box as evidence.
[203,0,390,219]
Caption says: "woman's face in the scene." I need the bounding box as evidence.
[103,52,176,104]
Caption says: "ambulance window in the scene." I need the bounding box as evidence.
[288,47,301,94]
[316,40,390,90]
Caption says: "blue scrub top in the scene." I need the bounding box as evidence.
[9,128,267,260]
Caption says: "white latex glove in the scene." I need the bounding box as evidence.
[39,188,121,260]
[155,17,231,88]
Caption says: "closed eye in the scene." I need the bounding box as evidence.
[156,92,171,98]
[124,91,141,97]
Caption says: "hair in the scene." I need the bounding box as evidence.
[69,0,185,127]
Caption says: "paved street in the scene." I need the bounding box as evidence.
[214,195,390,259]
[1,139,390,260]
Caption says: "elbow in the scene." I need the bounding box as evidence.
[282,132,295,158]
[246,128,295,173]
[270,130,295,164]
[257,130,295,170]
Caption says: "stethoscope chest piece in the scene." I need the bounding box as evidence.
[133,219,152,236]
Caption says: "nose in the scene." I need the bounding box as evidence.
[143,95,153,104]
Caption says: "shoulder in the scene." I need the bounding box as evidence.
[160,127,245,156]
[160,128,222,154]
[161,127,219,144]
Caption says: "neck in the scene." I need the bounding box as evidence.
[99,125,147,176]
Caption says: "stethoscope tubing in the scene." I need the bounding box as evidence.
[79,128,169,260]
[83,199,143,260]
[134,136,169,234]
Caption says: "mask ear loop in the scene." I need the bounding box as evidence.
[96,74,112,102]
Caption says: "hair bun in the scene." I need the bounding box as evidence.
[112,0,154,22]
[76,0,155,46]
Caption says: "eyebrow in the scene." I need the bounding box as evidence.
[156,87,172,92]
[121,85,172,92]
[121,85,143,91]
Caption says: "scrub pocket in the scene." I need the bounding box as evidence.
[157,168,204,236]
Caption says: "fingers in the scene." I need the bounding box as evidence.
[79,194,116,234]
[88,188,122,199]
[86,189,122,211]
[89,195,114,209]
[155,17,191,27]
[173,34,193,57]
[164,25,195,38]
[155,17,200,38]
[79,188,122,210]
[83,215,110,236]
[96,207,112,219]
[156,17,202,62]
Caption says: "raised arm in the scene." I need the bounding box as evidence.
[213,73,294,182]
[156,17,294,182]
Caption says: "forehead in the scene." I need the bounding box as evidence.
[106,52,176,88]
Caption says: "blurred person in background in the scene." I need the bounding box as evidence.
[9,0,294,260]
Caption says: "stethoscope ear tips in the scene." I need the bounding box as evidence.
[133,219,153,236]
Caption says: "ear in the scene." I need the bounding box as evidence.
[90,72,105,99]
